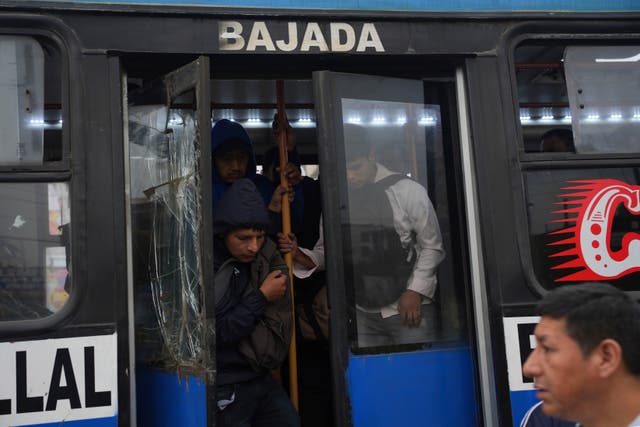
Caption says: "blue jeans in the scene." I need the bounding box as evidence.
[214,373,300,427]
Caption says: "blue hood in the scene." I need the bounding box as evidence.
[211,119,260,207]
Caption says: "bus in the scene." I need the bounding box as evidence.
[0,1,639,426]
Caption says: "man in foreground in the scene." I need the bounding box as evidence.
[523,283,640,427]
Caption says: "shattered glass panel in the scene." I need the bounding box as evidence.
[129,105,207,372]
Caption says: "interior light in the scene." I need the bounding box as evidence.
[609,114,623,121]
[396,117,407,124]
[595,53,640,63]
[587,114,600,120]
[541,114,554,120]
[520,115,531,121]
[348,117,361,124]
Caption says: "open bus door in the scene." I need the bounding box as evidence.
[312,70,483,426]
[125,56,213,427]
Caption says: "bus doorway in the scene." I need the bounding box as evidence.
[123,52,484,426]
[205,67,483,426]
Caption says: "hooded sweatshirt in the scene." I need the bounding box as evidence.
[211,119,274,209]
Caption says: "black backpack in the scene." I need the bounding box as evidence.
[344,174,415,309]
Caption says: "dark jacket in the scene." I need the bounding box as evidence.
[261,146,322,247]
[211,179,292,386]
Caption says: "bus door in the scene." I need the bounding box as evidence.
[313,71,482,426]
[124,56,213,427]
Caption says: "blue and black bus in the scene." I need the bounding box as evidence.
[0,1,639,426]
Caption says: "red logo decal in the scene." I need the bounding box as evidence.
[548,179,640,282]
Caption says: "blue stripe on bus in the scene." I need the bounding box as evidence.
[24,0,640,11]
[17,415,117,427]
[136,366,206,427]
[510,389,540,427]
[346,346,478,427]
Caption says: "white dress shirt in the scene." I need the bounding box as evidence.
[293,163,445,318]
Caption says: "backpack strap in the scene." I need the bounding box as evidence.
[376,173,410,189]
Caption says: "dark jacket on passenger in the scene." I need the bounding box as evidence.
[211,179,292,386]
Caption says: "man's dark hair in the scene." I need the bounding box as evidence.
[539,128,575,153]
[343,123,374,162]
[537,282,640,375]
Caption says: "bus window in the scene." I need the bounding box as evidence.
[314,71,469,355]
[515,41,640,293]
[525,167,640,291]
[340,99,443,350]
[516,43,640,155]
[0,36,44,164]
[0,36,69,321]
[515,43,574,154]
[564,46,640,154]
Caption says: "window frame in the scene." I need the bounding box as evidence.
[0,15,83,335]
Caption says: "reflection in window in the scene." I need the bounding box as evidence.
[0,182,71,320]
[340,99,446,350]
[46,246,68,312]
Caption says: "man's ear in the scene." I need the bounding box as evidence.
[592,338,623,378]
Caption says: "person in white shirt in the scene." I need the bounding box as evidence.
[523,283,640,427]
[278,124,445,348]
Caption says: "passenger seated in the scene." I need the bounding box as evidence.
[210,178,299,427]
[539,128,575,153]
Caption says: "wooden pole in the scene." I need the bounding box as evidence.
[276,79,299,410]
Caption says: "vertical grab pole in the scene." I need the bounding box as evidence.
[276,79,299,410]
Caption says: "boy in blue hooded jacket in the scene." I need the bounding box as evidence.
[211,119,290,223]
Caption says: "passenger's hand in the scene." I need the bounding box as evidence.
[398,289,422,327]
[259,270,287,302]
[282,162,302,187]
[268,184,294,213]
[278,232,299,258]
